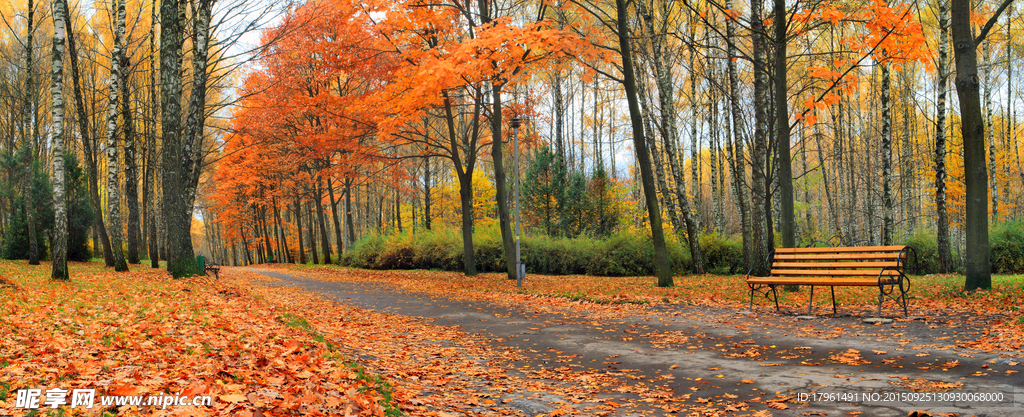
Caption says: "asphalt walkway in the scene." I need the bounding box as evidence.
[245,267,1022,416]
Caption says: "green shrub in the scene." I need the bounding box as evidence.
[587,231,653,276]
[698,233,744,274]
[990,221,1024,274]
[584,230,691,276]
[901,230,939,274]
[376,234,416,270]
[2,159,53,260]
[342,234,385,269]
[342,228,698,276]
[522,233,593,275]
[413,229,461,270]
[473,226,507,273]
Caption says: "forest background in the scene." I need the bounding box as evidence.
[1,0,1022,291]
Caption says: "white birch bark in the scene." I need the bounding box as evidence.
[50,0,68,280]
[105,0,128,271]
[881,63,893,246]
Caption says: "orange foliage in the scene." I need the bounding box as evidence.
[798,1,930,125]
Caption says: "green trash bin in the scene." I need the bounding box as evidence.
[196,255,206,273]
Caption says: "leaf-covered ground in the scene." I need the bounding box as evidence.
[0,261,404,416]
[2,261,1021,416]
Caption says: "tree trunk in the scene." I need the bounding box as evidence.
[122,52,141,264]
[307,201,319,265]
[328,177,344,260]
[50,0,68,280]
[616,0,673,286]
[147,0,159,268]
[935,0,953,274]
[725,0,752,268]
[950,0,1005,290]
[295,197,306,264]
[443,91,480,276]
[315,176,333,264]
[489,83,517,280]
[260,206,273,262]
[637,0,704,273]
[881,63,894,245]
[422,158,431,231]
[345,178,355,247]
[105,0,129,272]
[552,73,566,170]
[983,42,998,223]
[163,0,212,277]
[23,0,40,266]
[64,0,114,267]
[750,0,770,265]
[160,0,193,277]
[273,196,289,262]
[774,0,796,251]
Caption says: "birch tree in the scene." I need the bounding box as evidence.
[636,0,705,274]
[50,0,68,280]
[23,0,40,266]
[105,0,129,272]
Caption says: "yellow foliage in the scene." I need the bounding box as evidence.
[432,169,497,228]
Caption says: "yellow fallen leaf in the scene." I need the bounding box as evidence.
[220,394,247,403]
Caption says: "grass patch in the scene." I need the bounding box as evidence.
[277,312,312,331]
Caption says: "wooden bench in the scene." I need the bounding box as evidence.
[205,264,221,279]
[746,245,916,317]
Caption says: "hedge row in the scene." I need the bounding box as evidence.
[901,222,1024,274]
[340,222,1024,276]
[341,227,707,276]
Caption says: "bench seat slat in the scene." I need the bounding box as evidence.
[774,253,905,261]
[771,261,900,269]
[773,245,906,254]
[770,269,902,277]
[747,276,899,286]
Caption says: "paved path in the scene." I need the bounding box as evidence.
[246,268,1022,416]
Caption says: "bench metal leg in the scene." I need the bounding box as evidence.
[772,286,780,311]
[808,286,814,315]
[877,289,884,318]
[899,279,908,316]
[830,286,837,314]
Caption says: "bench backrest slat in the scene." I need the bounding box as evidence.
[773,245,906,254]
[772,261,900,269]
[773,253,905,261]
[771,269,903,277]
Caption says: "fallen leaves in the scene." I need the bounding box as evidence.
[889,377,964,392]
[0,262,399,416]
[830,349,872,366]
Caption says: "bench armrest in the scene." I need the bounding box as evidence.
[745,265,770,280]
[897,246,917,274]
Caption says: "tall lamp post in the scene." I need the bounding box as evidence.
[511,117,525,287]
